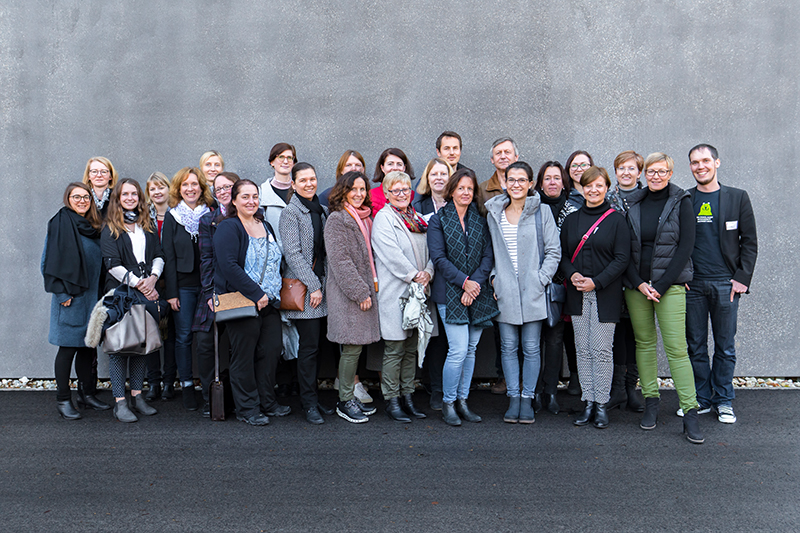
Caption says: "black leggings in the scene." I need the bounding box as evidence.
[54,347,94,401]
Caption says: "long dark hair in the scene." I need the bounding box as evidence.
[373,148,414,183]
[535,161,570,193]
[63,182,101,230]
[328,171,372,212]
[226,179,264,221]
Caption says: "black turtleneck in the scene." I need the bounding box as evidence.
[538,190,567,223]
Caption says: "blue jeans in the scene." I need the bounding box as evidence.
[498,321,543,398]
[173,286,200,385]
[686,279,739,408]
[437,305,485,404]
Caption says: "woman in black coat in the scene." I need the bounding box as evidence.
[101,178,165,423]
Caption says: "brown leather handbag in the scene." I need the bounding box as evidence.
[279,278,306,311]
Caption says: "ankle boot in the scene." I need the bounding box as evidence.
[605,365,627,410]
[57,399,82,420]
[625,364,645,412]
[113,398,138,423]
[573,401,594,426]
[77,383,111,411]
[145,382,161,402]
[567,373,581,396]
[640,397,660,430]
[400,393,426,419]
[594,403,609,428]
[504,396,521,423]
[182,383,198,411]
[518,397,535,424]
[132,394,158,416]
[683,408,705,444]
[533,393,543,413]
[386,397,411,423]
[161,382,175,401]
[455,399,481,423]
[544,393,560,415]
[442,401,462,426]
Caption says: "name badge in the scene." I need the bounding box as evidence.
[268,234,276,242]
[726,220,738,230]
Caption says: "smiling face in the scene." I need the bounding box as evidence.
[645,161,672,192]
[505,168,531,201]
[203,155,223,181]
[381,154,406,176]
[213,175,235,208]
[689,148,720,188]
[180,173,201,207]
[437,136,462,167]
[68,187,92,216]
[88,160,112,191]
[292,168,318,200]
[345,177,367,209]
[120,183,139,211]
[491,141,518,173]
[271,149,295,178]
[148,181,168,207]
[232,183,260,218]
[343,154,365,174]
[615,158,640,190]
[428,163,450,196]
[452,177,474,209]
[569,154,591,184]
[386,180,411,210]
[583,176,609,208]
[541,166,564,198]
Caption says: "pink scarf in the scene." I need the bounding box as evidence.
[344,204,378,292]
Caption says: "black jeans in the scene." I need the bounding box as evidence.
[563,321,578,375]
[225,306,282,418]
[294,318,323,410]
[54,346,93,401]
[147,311,176,385]
[537,320,565,395]
[194,322,227,402]
[612,317,637,366]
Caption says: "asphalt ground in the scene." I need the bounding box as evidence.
[1,389,798,532]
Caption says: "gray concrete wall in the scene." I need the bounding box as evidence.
[1,1,797,378]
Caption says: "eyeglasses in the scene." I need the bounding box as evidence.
[570,163,590,171]
[507,178,529,185]
[215,185,233,193]
[388,188,411,196]
[645,169,671,177]
[70,194,91,202]
[88,169,110,176]
[275,155,294,163]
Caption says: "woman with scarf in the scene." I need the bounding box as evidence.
[101,178,164,422]
[486,162,561,424]
[82,156,118,219]
[427,169,498,426]
[372,171,435,423]
[324,171,381,423]
[162,167,213,411]
[42,182,107,419]
[279,162,330,425]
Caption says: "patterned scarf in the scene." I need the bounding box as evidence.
[92,187,110,210]
[170,200,210,241]
[391,204,428,233]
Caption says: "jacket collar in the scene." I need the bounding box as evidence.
[485,192,542,222]
[260,178,289,208]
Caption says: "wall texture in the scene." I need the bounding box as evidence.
[2,1,797,377]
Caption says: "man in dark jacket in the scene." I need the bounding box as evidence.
[685,144,757,424]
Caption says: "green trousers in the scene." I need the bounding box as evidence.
[625,285,699,413]
[381,332,418,400]
[337,344,362,402]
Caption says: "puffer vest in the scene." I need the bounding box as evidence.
[625,182,693,288]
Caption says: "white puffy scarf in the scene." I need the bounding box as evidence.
[170,200,209,241]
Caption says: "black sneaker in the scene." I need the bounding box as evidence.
[354,398,377,416]
[237,412,269,426]
[305,406,325,425]
[337,400,368,423]
[201,402,210,418]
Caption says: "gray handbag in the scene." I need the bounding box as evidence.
[101,273,163,356]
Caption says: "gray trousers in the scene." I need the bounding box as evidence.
[381,331,418,399]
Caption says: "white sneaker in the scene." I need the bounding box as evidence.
[354,382,373,404]
[676,406,712,417]
[333,377,339,391]
[716,405,737,424]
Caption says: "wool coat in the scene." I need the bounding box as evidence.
[42,234,102,348]
[278,194,328,320]
[485,193,561,325]
[371,205,436,341]
[323,210,381,346]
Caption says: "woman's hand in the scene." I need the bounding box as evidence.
[309,289,323,309]
[637,282,660,303]
[359,296,372,311]
[137,275,159,301]
[463,279,481,299]
[461,292,475,307]
[61,298,72,307]
[144,288,159,302]
[167,297,180,311]
[577,277,595,292]
[256,294,270,311]
[413,271,431,288]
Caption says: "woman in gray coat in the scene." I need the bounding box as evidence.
[279,162,330,425]
[324,171,381,423]
[42,182,108,419]
[485,162,561,424]
[372,171,435,423]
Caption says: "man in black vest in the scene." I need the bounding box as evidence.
[684,144,757,424]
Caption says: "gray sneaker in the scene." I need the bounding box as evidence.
[337,400,368,424]
[716,405,737,424]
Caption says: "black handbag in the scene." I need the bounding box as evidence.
[535,209,564,328]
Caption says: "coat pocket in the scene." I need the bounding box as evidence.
[57,300,86,327]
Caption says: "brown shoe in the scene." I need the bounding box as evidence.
[491,378,507,395]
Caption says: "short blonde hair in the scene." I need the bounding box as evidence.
[144,172,170,205]
[382,171,411,197]
[643,152,674,172]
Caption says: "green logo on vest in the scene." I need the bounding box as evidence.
[698,202,712,216]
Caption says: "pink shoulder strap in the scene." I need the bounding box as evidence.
[570,209,615,263]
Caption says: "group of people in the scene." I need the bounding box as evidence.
[42,132,757,445]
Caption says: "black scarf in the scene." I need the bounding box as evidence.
[296,194,326,278]
[43,207,100,296]
[538,189,567,222]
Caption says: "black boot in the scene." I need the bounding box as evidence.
[77,383,111,411]
[400,393,426,419]
[161,382,175,401]
[182,383,198,411]
[504,396,520,423]
[455,399,481,423]
[442,401,461,426]
[567,373,581,396]
[605,365,627,410]
[640,397,660,430]
[625,364,645,412]
[145,382,161,402]
[533,393,543,413]
[594,403,609,428]
[518,397,535,424]
[544,393,560,415]
[683,408,705,444]
[573,401,594,426]
[386,397,411,423]
[57,399,82,420]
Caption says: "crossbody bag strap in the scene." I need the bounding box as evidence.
[570,209,615,264]
[534,208,544,269]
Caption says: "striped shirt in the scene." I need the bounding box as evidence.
[500,210,519,276]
